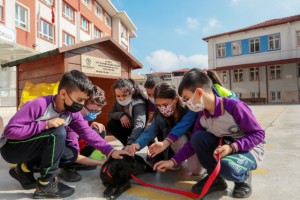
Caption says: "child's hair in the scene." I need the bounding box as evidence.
[58,70,94,96]
[87,85,107,107]
[112,78,147,102]
[206,69,223,86]
[178,68,212,96]
[144,75,162,89]
[154,82,187,125]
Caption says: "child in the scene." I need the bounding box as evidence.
[59,85,108,182]
[0,70,128,199]
[126,83,203,174]
[149,68,238,158]
[144,75,162,128]
[107,78,148,146]
[154,69,265,198]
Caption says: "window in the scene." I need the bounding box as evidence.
[249,67,259,81]
[236,92,242,98]
[216,43,225,58]
[232,41,241,55]
[15,3,29,30]
[81,17,89,33]
[233,69,243,82]
[297,31,300,47]
[41,0,53,6]
[94,27,101,38]
[250,92,259,98]
[298,63,300,78]
[39,19,54,42]
[0,3,3,22]
[249,37,260,53]
[95,2,102,20]
[268,34,280,50]
[105,13,111,28]
[270,65,281,80]
[219,71,227,83]
[63,32,74,46]
[271,91,281,101]
[120,24,128,40]
[63,2,74,22]
[82,0,91,9]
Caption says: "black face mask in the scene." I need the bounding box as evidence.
[64,92,84,113]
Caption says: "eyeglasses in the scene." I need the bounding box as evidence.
[84,105,102,115]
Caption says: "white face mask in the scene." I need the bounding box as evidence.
[186,91,205,112]
[149,97,155,104]
[117,96,132,106]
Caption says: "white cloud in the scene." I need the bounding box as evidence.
[186,17,199,30]
[203,18,220,34]
[145,49,208,72]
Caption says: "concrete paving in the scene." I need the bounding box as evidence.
[0,104,300,200]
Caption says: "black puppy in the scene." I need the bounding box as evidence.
[100,154,154,199]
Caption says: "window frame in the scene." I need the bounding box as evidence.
[41,0,53,6]
[219,71,227,83]
[105,12,112,28]
[233,69,243,82]
[94,26,101,38]
[63,1,75,23]
[0,0,4,23]
[81,16,89,33]
[94,2,103,20]
[268,33,280,51]
[249,67,259,81]
[39,18,54,42]
[249,37,260,53]
[297,31,300,47]
[270,91,281,101]
[63,30,75,46]
[269,65,281,80]
[82,0,91,9]
[216,43,226,58]
[15,3,29,31]
[250,92,259,98]
[231,41,241,55]
[298,63,300,78]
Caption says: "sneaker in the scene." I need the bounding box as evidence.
[33,177,75,199]
[192,175,228,194]
[233,171,252,198]
[58,168,82,182]
[73,163,97,171]
[9,164,37,190]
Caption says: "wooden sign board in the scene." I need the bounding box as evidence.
[81,55,121,77]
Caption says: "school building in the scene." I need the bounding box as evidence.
[0,0,137,106]
[203,14,300,103]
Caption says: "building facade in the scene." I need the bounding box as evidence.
[0,0,137,106]
[203,14,300,103]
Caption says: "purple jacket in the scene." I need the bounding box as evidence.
[3,95,114,156]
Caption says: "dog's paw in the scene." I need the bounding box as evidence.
[103,187,114,198]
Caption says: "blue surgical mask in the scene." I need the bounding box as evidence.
[84,112,99,121]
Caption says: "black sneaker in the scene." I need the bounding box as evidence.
[9,164,37,190]
[33,177,75,199]
[192,175,228,194]
[233,171,252,198]
[58,168,82,182]
[73,163,97,171]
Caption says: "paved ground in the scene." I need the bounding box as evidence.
[0,104,300,200]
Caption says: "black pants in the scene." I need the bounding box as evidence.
[80,129,106,157]
[107,119,133,146]
[1,126,78,182]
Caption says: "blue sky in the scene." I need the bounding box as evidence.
[110,0,300,74]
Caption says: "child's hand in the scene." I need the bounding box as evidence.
[111,149,130,159]
[148,140,170,158]
[124,144,139,156]
[47,118,65,128]
[120,115,131,128]
[213,144,232,160]
[153,160,175,172]
[90,122,105,132]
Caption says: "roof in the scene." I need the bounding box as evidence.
[203,14,300,41]
[172,68,191,73]
[145,71,172,75]
[2,37,143,69]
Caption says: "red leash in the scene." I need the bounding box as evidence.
[131,139,222,199]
